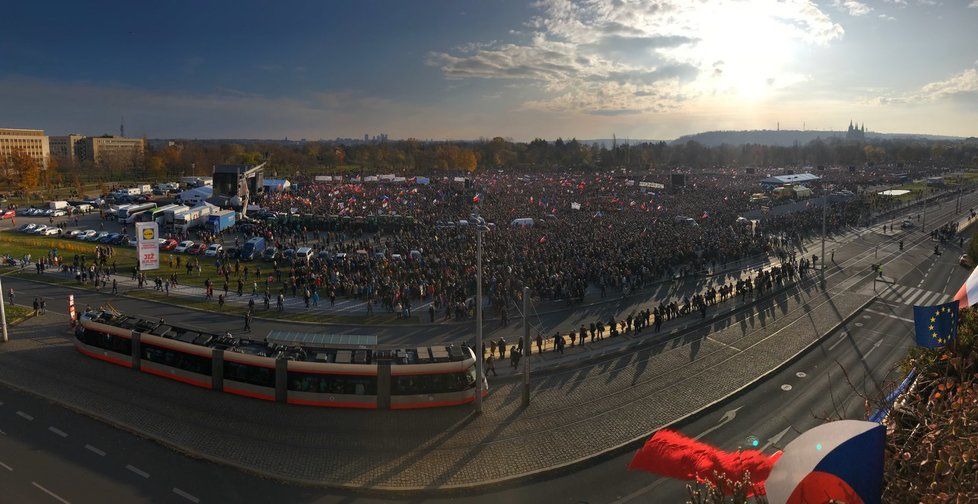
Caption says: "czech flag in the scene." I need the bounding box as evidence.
[766,420,885,504]
[952,265,978,309]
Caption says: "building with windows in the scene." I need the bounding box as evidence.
[0,128,50,169]
[49,134,85,164]
[75,135,145,167]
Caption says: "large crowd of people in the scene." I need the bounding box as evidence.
[226,170,880,317]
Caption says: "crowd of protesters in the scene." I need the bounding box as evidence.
[223,170,883,319]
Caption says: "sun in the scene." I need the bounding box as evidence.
[666,2,803,102]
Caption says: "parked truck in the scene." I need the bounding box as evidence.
[207,209,236,234]
[49,200,69,210]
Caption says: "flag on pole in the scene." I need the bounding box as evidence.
[472,193,480,204]
[766,420,885,504]
[952,266,978,308]
[913,301,958,348]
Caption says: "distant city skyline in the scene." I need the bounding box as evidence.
[2,0,977,141]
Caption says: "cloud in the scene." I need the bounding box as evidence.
[971,0,978,7]
[833,0,872,16]
[429,0,844,114]
[869,66,978,105]
[0,75,420,138]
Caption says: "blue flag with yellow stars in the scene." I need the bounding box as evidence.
[913,301,959,348]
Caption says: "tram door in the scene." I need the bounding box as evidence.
[377,361,391,410]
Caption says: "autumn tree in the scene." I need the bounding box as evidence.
[8,150,40,192]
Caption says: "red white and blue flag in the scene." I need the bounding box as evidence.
[766,420,885,504]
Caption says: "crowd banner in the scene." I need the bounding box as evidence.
[135,222,160,270]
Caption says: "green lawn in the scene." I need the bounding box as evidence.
[2,302,34,325]
[0,231,232,291]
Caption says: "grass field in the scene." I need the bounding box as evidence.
[0,231,418,325]
[0,231,226,291]
[2,302,34,325]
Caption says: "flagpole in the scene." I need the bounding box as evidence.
[473,201,485,414]
[821,191,827,277]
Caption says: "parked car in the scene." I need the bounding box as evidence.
[111,234,130,245]
[41,227,62,236]
[203,243,223,257]
[66,229,82,238]
[187,243,207,255]
[19,223,37,233]
[262,247,279,261]
[160,239,178,251]
[99,232,120,243]
[89,231,110,242]
[76,230,97,240]
[52,209,67,217]
[1,209,15,219]
[174,240,194,253]
[901,219,914,229]
[30,225,49,235]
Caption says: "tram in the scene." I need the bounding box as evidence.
[75,310,483,409]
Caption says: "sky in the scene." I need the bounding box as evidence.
[1,0,977,141]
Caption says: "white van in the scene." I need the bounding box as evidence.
[295,247,314,264]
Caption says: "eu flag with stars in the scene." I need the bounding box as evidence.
[913,301,959,348]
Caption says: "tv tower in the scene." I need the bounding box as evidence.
[120,116,125,137]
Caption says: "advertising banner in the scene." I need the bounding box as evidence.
[135,222,160,270]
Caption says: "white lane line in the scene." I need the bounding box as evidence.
[0,460,12,471]
[16,410,34,421]
[31,482,71,504]
[172,488,201,503]
[864,308,914,324]
[48,427,68,438]
[125,464,150,478]
[84,444,106,456]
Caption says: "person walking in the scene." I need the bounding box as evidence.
[485,354,497,377]
[244,310,252,332]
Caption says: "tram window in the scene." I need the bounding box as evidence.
[286,372,378,395]
[224,361,275,388]
[141,344,212,376]
[77,329,132,356]
[391,371,475,395]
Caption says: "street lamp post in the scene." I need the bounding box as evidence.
[821,192,827,276]
[473,205,485,413]
[522,286,530,408]
[0,275,8,343]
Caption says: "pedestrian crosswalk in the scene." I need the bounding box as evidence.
[877,284,951,307]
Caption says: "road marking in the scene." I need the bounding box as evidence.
[694,407,742,440]
[761,426,792,451]
[172,488,201,503]
[84,444,106,456]
[31,482,70,504]
[781,384,793,391]
[863,339,884,359]
[16,410,33,421]
[827,332,848,351]
[0,460,12,471]
[864,308,914,324]
[48,426,68,438]
[125,464,150,478]
[795,371,807,378]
